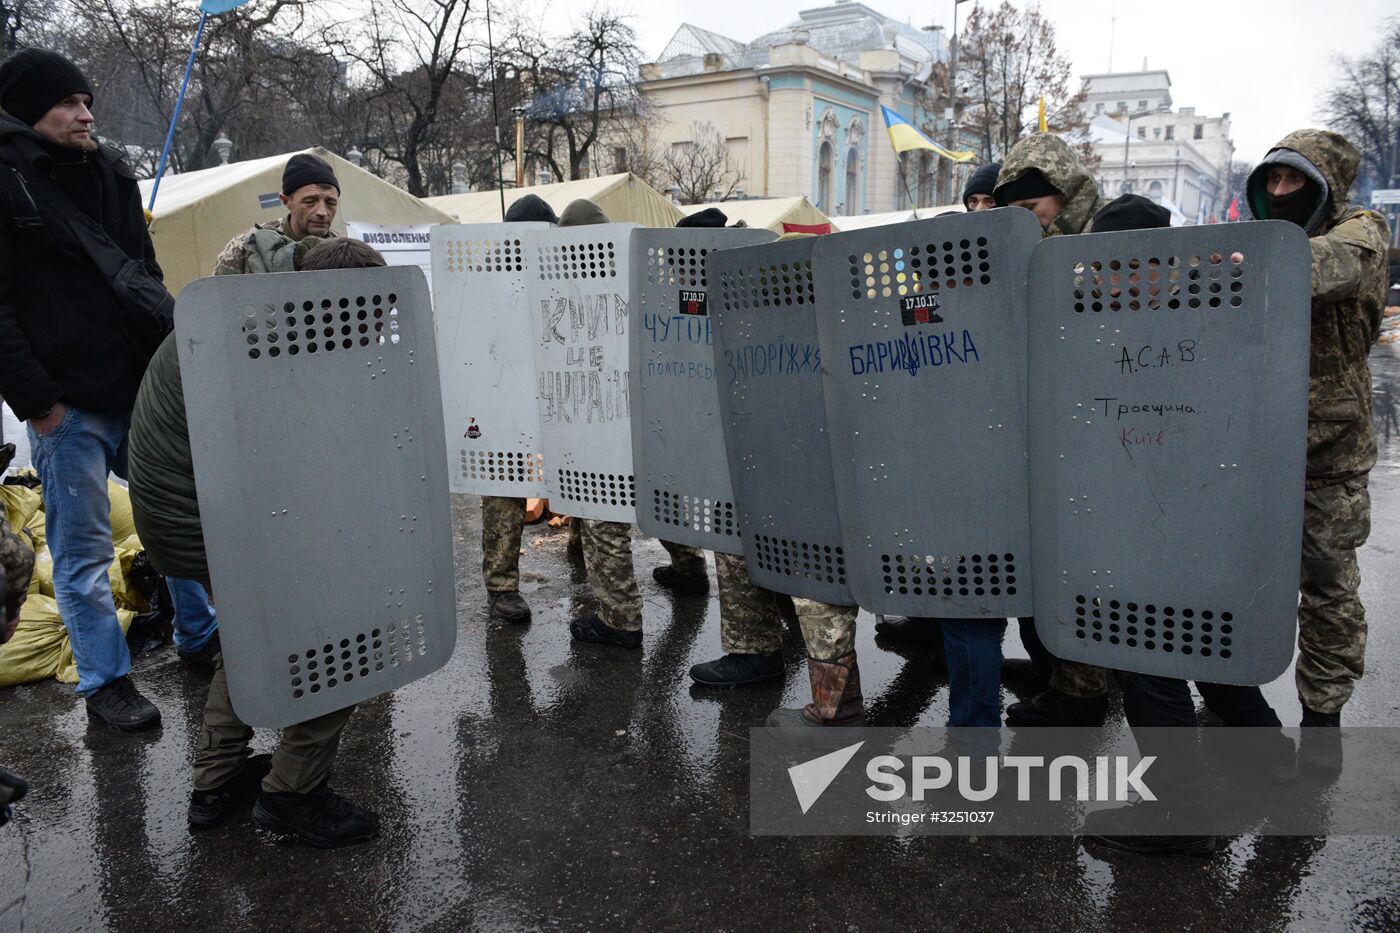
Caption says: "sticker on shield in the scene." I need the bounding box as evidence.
[711,236,854,604]
[630,227,776,554]
[1027,221,1311,685]
[432,222,552,497]
[526,223,640,523]
[177,267,456,728]
[813,208,1041,617]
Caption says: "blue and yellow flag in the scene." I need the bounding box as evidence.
[880,106,975,163]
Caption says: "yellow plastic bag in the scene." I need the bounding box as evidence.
[0,593,136,687]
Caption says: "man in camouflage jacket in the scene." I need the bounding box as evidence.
[211,152,339,275]
[1244,129,1389,729]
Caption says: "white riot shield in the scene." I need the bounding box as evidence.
[178,267,456,728]
[813,210,1041,617]
[630,227,776,553]
[526,223,639,522]
[432,222,551,497]
[711,236,855,605]
[1028,221,1311,684]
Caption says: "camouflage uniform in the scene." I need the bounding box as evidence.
[997,134,1111,699]
[211,216,329,276]
[659,540,706,577]
[792,598,859,662]
[580,519,643,633]
[1,510,34,625]
[715,552,785,655]
[1245,130,1390,715]
[481,495,526,592]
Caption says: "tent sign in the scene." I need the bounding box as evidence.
[348,222,435,291]
[257,191,280,209]
[1370,189,1400,206]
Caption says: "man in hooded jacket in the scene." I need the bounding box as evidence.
[1243,130,1388,745]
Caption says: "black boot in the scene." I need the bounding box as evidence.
[253,784,380,848]
[653,565,710,596]
[188,753,272,828]
[85,676,162,732]
[1299,705,1343,779]
[1006,688,1108,727]
[177,632,222,670]
[690,651,783,688]
[570,613,642,649]
[487,590,532,623]
[873,616,942,644]
[1083,800,1217,857]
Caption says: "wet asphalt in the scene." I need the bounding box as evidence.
[1,346,1399,932]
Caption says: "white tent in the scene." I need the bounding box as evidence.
[829,205,964,231]
[680,196,833,234]
[427,173,682,227]
[140,147,454,295]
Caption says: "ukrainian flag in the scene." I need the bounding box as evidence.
[880,106,975,162]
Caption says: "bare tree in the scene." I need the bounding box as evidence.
[663,121,741,204]
[1322,16,1400,193]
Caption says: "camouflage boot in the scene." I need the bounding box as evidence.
[766,653,866,729]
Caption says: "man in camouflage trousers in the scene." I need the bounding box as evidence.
[993,133,1113,727]
[1243,130,1388,751]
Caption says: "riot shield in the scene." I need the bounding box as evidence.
[431,222,552,497]
[630,226,776,554]
[1027,221,1311,684]
[711,236,855,605]
[813,209,1041,617]
[178,267,456,727]
[525,223,640,523]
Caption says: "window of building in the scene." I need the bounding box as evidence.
[1193,123,1204,139]
[844,148,860,215]
[614,147,627,173]
[1165,125,1174,140]
[1138,99,1148,110]
[1148,180,1164,203]
[1117,100,1126,112]
[1137,126,1147,138]
[817,142,834,210]
[1153,126,1162,138]
[1122,180,1134,194]
[1095,102,1105,114]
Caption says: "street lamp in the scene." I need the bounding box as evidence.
[346,146,363,168]
[212,132,232,165]
[512,104,527,187]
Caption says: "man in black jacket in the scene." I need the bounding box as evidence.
[0,49,165,730]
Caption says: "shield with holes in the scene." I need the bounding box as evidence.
[630,227,777,553]
[177,267,456,728]
[711,236,855,604]
[1027,221,1311,684]
[432,222,553,497]
[525,223,640,523]
[812,210,1041,617]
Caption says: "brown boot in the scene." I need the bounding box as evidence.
[801,653,866,726]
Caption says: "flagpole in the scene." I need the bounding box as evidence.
[147,9,207,211]
[485,0,507,219]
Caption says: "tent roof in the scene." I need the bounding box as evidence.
[426,173,682,227]
[828,205,964,230]
[681,196,831,234]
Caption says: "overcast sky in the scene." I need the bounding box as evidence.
[521,0,1394,163]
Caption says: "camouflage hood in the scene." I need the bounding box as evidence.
[1243,129,1360,235]
[995,133,1102,236]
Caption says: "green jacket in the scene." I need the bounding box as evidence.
[1245,129,1391,485]
[995,133,1109,237]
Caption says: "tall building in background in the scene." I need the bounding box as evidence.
[1079,69,1235,224]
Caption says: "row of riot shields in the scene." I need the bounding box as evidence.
[175,211,1311,727]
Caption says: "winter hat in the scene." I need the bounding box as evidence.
[993,168,1061,206]
[281,153,340,196]
[505,194,558,224]
[961,162,1001,208]
[677,207,728,228]
[0,49,93,126]
[558,198,609,227]
[1090,194,1172,233]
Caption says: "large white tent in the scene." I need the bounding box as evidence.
[828,205,964,231]
[140,147,453,295]
[680,196,833,234]
[427,173,682,227]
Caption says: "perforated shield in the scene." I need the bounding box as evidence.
[711,237,854,604]
[177,267,456,728]
[1027,221,1311,684]
[525,223,640,522]
[431,222,552,497]
[630,227,776,553]
[813,210,1041,617]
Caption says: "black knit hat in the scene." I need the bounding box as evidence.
[282,153,340,196]
[1091,194,1172,232]
[0,49,93,127]
[505,193,558,223]
[677,207,728,228]
[993,168,1061,206]
[961,162,1001,208]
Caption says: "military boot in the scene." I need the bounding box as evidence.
[653,565,710,596]
[689,650,783,688]
[873,615,942,645]
[766,653,866,729]
[188,753,272,828]
[253,783,380,848]
[1298,706,1343,780]
[1006,688,1108,727]
[488,590,532,624]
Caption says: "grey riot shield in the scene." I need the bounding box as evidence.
[177,267,456,728]
[432,222,551,497]
[711,236,854,604]
[630,226,776,553]
[1027,221,1311,685]
[813,209,1041,617]
[526,223,640,523]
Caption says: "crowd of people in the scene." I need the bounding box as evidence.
[0,48,1390,858]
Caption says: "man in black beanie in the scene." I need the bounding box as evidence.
[0,48,168,731]
[212,151,341,274]
[961,162,1001,212]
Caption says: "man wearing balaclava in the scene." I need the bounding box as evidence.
[1243,130,1389,770]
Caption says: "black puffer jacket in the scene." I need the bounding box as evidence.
[0,114,161,420]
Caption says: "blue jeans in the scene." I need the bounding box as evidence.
[28,407,132,695]
[168,576,218,652]
[941,620,1007,728]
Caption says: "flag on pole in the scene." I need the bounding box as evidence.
[880,106,975,163]
[1038,96,1048,133]
[1226,197,1241,222]
[199,0,253,12]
